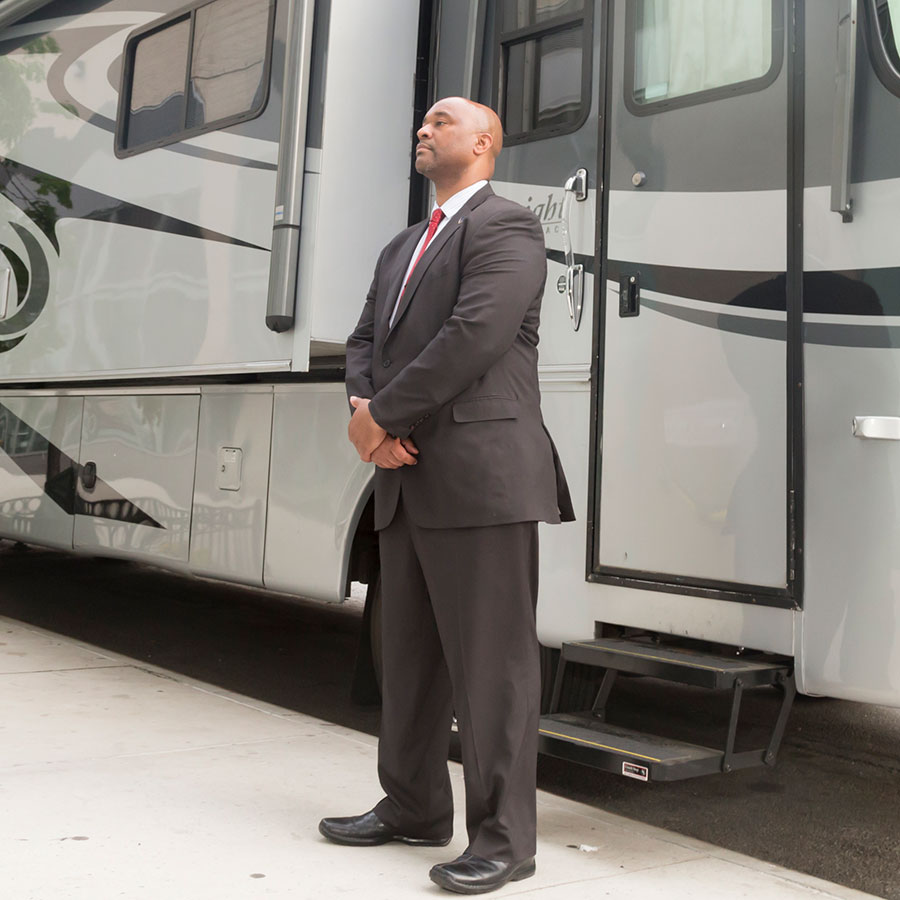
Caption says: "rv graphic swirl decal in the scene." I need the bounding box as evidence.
[0,222,51,352]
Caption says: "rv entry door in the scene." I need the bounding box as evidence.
[595,0,791,600]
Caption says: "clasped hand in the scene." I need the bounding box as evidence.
[349,396,418,469]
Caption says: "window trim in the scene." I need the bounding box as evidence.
[114,0,276,159]
[623,0,785,118]
[486,2,594,147]
[864,0,900,99]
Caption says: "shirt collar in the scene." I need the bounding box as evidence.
[433,180,488,221]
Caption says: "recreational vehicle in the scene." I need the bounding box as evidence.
[1,0,899,781]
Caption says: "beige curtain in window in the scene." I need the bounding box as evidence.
[635,0,772,103]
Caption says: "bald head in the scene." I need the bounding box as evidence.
[461,98,503,158]
[414,97,503,203]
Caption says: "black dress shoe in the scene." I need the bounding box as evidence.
[318,810,451,847]
[429,854,536,894]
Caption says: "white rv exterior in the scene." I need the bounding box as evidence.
[1,0,899,712]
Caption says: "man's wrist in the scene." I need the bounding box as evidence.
[371,400,414,440]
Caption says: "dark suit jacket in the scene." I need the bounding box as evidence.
[346,184,575,531]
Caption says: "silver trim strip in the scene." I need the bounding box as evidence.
[0,360,291,384]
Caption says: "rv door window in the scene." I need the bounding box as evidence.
[868,0,900,94]
[117,0,275,156]
[627,0,782,113]
[481,0,592,144]
[504,27,585,133]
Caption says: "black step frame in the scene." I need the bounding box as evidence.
[541,638,796,780]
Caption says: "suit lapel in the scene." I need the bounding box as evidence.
[387,184,494,337]
[377,224,427,341]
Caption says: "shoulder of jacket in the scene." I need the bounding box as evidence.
[471,193,541,227]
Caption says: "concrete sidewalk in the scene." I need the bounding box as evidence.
[0,615,877,900]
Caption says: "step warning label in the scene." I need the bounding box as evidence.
[622,761,649,782]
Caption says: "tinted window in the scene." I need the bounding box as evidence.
[119,0,274,155]
[128,18,190,148]
[481,0,591,143]
[187,0,270,129]
[630,0,776,109]
[505,26,584,133]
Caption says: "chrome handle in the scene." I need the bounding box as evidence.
[830,0,858,222]
[852,416,900,440]
[561,167,588,331]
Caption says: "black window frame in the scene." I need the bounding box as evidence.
[115,0,276,158]
[865,0,900,98]
[480,1,594,146]
[624,0,785,117]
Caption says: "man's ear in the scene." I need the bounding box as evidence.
[473,131,493,158]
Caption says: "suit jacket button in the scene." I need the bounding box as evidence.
[382,359,391,368]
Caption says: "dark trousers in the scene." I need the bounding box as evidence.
[373,497,541,862]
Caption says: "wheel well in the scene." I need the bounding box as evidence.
[347,492,382,705]
[346,491,378,589]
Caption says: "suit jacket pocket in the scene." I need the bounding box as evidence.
[452,397,519,423]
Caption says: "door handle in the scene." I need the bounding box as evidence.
[81,461,97,492]
[852,416,900,440]
[561,167,588,331]
[619,272,640,317]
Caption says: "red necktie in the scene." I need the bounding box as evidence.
[402,207,445,294]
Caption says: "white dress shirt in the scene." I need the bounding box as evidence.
[389,180,488,327]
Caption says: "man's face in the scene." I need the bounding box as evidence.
[414,100,479,180]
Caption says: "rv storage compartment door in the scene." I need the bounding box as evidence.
[73,394,200,564]
[0,395,84,549]
[188,387,273,587]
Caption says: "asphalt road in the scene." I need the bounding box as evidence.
[2,540,898,899]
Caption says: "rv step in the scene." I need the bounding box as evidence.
[543,637,796,780]
[538,712,742,781]
[557,638,790,689]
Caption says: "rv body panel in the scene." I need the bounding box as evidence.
[798,0,900,704]
[293,0,421,364]
[0,0,293,381]
[264,382,371,603]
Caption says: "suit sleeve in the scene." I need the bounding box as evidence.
[367,206,546,439]
[345,245,386,407]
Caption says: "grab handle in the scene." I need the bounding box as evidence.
[561,168,588,331]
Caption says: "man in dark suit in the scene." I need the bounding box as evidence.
[319,97,574,895]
